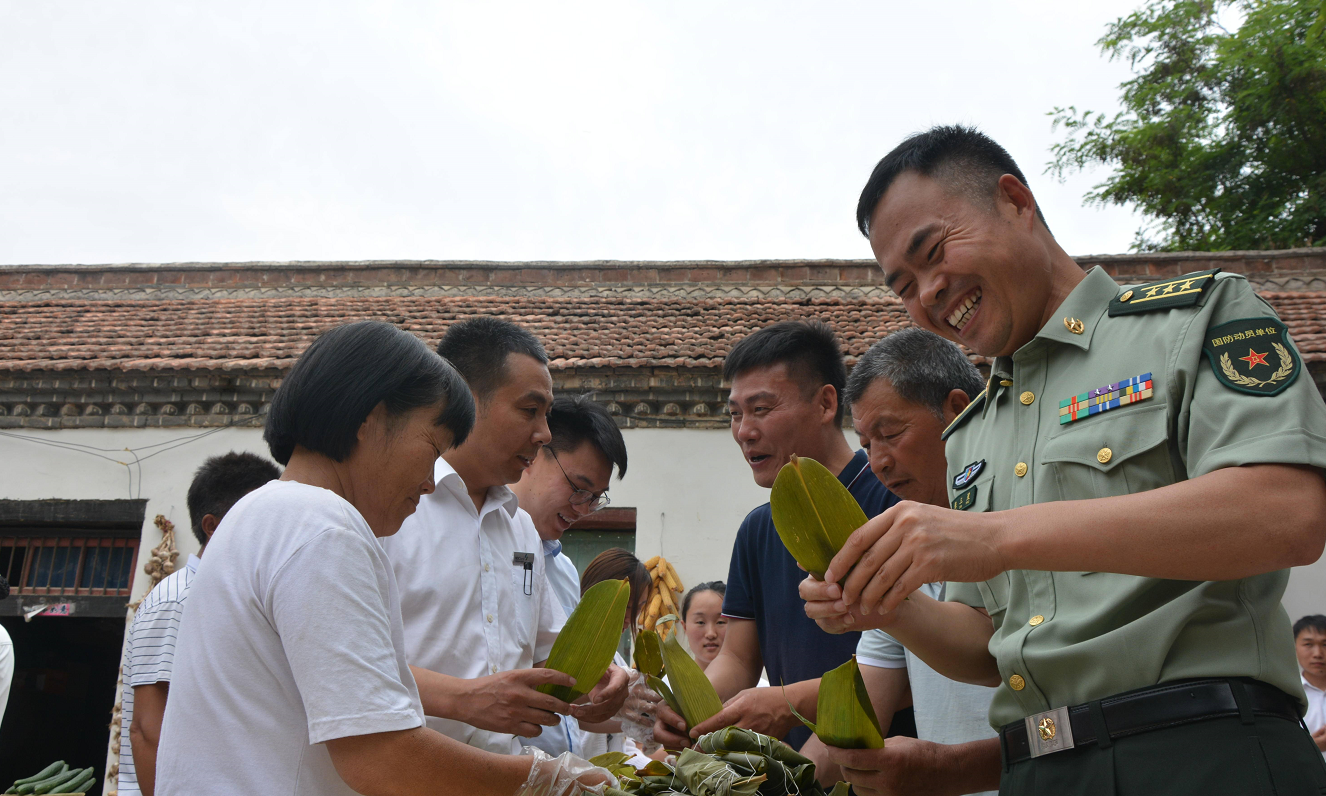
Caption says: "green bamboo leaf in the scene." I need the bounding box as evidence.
[648,674,684,719]
[635,628,664,677]
[661,632,724,729]
[538,578,631,702]
[787,657,885,750]
[769,455,869,580]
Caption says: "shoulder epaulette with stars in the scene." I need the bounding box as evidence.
[940,386,987,441]
[1107,268,1221,316]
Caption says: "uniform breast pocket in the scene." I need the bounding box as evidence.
[1040,403,1174,501]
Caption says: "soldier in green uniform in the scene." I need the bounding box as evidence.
[799,125,1326,795]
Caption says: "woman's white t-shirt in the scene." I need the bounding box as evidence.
[156,480,426,796]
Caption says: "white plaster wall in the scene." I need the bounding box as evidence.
[615,428,771,590]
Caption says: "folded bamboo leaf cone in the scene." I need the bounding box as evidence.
[769,455,869,580]
[538,578,631,702]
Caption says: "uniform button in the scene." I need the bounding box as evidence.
[1119,289,1134,302]
[486,614,494,623]
[1015,462,1028,477]
[1000,379,1014,387]
[1097,447,1113,464]
[484,564,491,572]
[1029,615,1045,626]
[1009,674,1026,691]
[1020,391,1035,405]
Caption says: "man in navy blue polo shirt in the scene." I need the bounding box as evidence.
[654,320,911,761]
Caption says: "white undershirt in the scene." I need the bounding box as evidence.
[382,458,564,754]
[1301,672,1326,760]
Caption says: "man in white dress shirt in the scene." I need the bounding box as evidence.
[512,393,629,756]
[1295,615,1326,759]
[383,318,629,755]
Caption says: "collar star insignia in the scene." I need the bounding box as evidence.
[1239,348,1270,368]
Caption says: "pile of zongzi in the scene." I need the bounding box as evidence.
[595,728,849,796]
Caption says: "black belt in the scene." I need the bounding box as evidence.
[1000,678,1301,766]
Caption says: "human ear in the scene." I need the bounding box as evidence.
[201,514,221,540]
[997,173,1037,229]
[941,388,971,425]
[818,384,840,424]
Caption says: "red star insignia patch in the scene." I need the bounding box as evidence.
[1239,348,1270,369]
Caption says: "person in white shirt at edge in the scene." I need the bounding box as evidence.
[509,393,630,757]
[382,318,630,755]
[120,451,281,796]
[155,320,612,796]
[0,577,12,725]
[1295,615,1326,759]
[808,329,1002,796]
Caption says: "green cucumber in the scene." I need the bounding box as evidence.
[23,768,80,796]
[48,769,93,796]
[14,768,65,796]
[34,768,89,795]
[11,763,64,789]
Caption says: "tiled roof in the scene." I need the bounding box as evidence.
[0,295,911,372]
[2,290,1325,373]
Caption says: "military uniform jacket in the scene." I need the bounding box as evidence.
[943,266,1326,729]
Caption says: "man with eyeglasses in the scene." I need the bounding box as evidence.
[511,393,629,758]
[383,319,630,758]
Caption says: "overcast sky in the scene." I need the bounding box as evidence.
[0,1,1147,265]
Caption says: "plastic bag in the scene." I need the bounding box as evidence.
[517,746,617,796]
[616,670,663,753]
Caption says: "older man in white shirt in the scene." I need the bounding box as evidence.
[382,318,628,755]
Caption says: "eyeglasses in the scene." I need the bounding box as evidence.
[548,448,611,511]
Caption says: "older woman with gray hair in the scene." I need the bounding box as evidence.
[154,320,610,796]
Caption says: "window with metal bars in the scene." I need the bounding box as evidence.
[0,498,147,599]
[1,536,139,597]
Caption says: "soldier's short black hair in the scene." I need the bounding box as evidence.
[436,317,548,403]
[723,320,848,424]
[265,320,475,465]
[844,328,985,419]
[856,124,1049,237]
[186,452,282,546]
[1294,615,1326,638]
[547,394,627,479]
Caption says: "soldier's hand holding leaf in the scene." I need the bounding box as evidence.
[823,500,1007,616]
[798,574,899,635]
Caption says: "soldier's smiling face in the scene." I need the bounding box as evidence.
[867,171,1057,358]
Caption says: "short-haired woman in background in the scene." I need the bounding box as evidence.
[155,320,608,796]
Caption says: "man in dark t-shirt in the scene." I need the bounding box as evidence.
[654,320,912,760]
